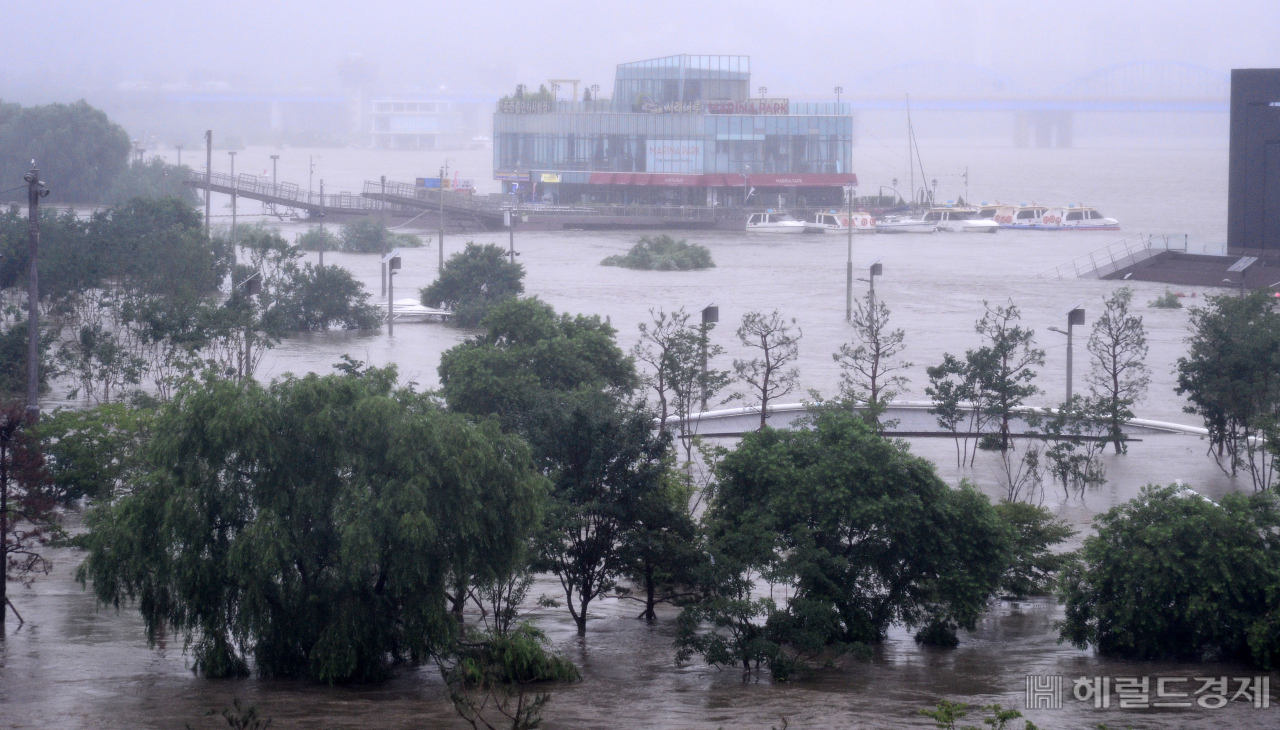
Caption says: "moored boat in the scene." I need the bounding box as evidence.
[875,214,936,234]
[923,206,1000,233]
[746,211,808,233]
[809,211,876,233]
[1039,205,1120,230]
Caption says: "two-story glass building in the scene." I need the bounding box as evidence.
[493,55,855,208]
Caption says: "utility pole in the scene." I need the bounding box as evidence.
[438,164,446,273]
[845,184,854,322]
[228,150,237,243]
[700,305,718,412]
[507,208,516,263]
[318,180,326,267]
[1050,305,1086,403]
[269,154,279,216]
[23,164,49,419]
[381,175,388,295]
[176,145,183,167]
[204,130,212,236]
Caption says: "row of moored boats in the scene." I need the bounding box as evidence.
[746,203,1119,234]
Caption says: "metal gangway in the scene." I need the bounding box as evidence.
[183,169,376,216]
[1034,233,1187,280]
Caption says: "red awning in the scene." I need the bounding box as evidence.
[584,172,856,187]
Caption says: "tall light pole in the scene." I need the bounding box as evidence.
[176,145,183,167]
[834,85,843,109]
[384,252,401,336]
[758,86,767,99]
[700,305,719,412]
[1049,304,1086,403]
[845,183,854,322]
[381,175,388,295]
[23,164,49,418]
[318,180,326,267]
[438,164,447,273]
[228,150,237,242]
[269,154,279,216]
[204,131,212,237]
[857,261,883,312]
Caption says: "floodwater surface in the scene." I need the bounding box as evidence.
[3,141,1275,729]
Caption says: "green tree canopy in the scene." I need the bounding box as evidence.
[600,235,714,271]
[438,297,636,425]
[103,158,201,207]
[338,218,422,253]
[0,100,131,204]
[1176,291,1280,489]
[420,242,525,328]
[76,365,546,681]
[1059,484,1280,667]
[698,407,1008,651]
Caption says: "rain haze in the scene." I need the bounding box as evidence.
[4,2,1280,730]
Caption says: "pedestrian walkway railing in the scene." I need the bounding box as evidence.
[1034,233,1187,280]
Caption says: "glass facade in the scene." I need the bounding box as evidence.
[494,112,851,175]
[493,55,854,207]
[613,55,751,105]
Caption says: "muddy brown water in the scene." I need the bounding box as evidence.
[4,141,1275,728]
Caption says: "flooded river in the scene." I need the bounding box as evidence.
[4,140,1275,729]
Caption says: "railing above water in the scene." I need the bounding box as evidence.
[1035,233,1188,280]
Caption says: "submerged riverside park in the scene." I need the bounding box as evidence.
[3,52,1280,730]
[1,138,1277,729]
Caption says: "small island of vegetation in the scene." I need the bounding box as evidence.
[601,234,714,271]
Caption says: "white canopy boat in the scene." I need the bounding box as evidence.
[875,214,936,233]
[809,211,876,233]
[923,206,1000,233]
[746,211,808,233]
[1039,205,1120,231]
[377,298,452,323]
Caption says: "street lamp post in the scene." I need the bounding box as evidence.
[834,85,843,109]
[204,131,212,236]
[845,183,855,322]
[228,151,237,242]
[700,305,719,412]
[856,260,883,311]
[1049,304,1086,403]
[385,252,402,336]
[176,145,183,167]
[758,86,768,99]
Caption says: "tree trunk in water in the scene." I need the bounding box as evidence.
[642,569,657,622]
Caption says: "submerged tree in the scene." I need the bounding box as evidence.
[77,365,544,681]
[679,407,1009,673]
[733,310,801,430]
[528,391,669,634]
[421,242,525,328]
[1085,287,1150,454]
[1,405,60,631]
[1176,291,1280,490]
[834,292,911,428]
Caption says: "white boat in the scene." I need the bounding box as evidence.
[1039,205,1119,231]
[377,298,452,323]
[809,211,876,233]
[746,211,808,233]
[875,214,937,234]
[923,206,1000,233]
[991,204,1050,229]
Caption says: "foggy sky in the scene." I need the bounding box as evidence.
[5,0,1280,100]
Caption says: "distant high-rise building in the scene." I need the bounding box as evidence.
[1227,68,1280,255]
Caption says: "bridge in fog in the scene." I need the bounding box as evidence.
[834,61,1229,147]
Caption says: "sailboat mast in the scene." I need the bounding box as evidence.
[907,94,914,208]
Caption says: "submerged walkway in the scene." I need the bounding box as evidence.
[666,401,1207,439]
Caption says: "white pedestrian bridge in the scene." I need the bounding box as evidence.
[665,401,1208,440]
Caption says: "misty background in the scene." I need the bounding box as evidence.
[3,0,1280,161]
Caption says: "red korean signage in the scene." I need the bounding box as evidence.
[706,99,790,115]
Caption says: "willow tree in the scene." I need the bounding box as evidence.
[77,364,544,681]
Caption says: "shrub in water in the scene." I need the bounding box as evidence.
[601,234,713,271]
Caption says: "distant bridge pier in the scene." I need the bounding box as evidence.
[1014,111,1074,148]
